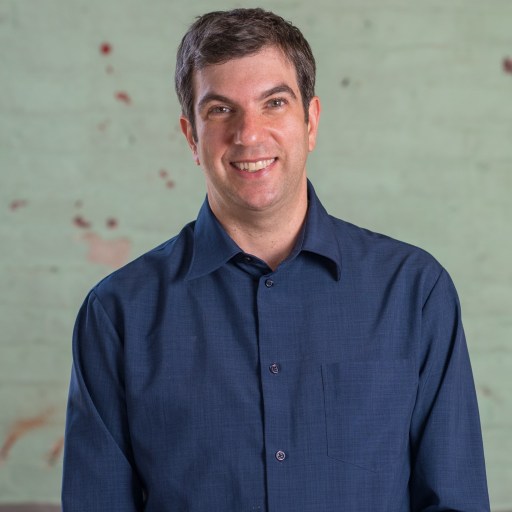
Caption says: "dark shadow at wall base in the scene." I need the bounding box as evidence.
[0,506,60,512]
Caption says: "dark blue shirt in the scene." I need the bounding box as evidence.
[62,181,489,511]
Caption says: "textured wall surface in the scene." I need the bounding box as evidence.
[1,0,511,508]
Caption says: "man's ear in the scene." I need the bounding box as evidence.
[180,116,200,165]
[307,96,321,152]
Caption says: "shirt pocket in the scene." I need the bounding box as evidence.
[321,359,416,472]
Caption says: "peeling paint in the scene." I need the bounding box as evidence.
[81,232,131,268]
[0,409,54,463]
[46,436,64,467]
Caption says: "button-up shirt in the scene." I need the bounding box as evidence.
[62,181,490,511]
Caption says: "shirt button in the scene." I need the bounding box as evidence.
[265,279,274,288]
[275,450,286,462]
[244,255,252,262]
[269,363,280,374]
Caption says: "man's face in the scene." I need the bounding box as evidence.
[180,46,320,219]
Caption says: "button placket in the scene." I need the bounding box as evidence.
[257,271,290,487]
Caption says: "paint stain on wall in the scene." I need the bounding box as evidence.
[99,42,114,73]
[81,232,131,268]
[0,409,54,463]
[478,384,502,403]
[480,385,493,397]
[9,199,27,211]
[115,91,132,105]
[106,217,118,229]
[503,57,512,74]
[46,436,64,467]
[159,169,175,189]
[100,42,112,55]
[73,215,92,229]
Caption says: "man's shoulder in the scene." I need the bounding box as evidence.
[91,220,196,303]
[331,214,435,256]
[328,214,444,286]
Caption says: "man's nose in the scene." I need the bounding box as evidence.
[233,111,265,146]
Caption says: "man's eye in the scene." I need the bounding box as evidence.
[268,98,287,108]
[209,106,231,114]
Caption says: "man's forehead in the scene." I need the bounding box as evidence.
[192,47,299,102]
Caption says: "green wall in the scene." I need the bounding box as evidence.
[1,0,511,508]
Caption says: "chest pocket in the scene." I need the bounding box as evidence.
[321,359,417,472]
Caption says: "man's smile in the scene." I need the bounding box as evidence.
[231,158,276,173]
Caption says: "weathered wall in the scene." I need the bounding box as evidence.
[1,0,511,508]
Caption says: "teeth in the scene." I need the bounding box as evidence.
[233,158,275,172]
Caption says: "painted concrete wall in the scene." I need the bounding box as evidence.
[1,0,511,508]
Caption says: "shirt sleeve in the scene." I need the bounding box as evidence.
[409,269,490,511]
[62,290,144,511]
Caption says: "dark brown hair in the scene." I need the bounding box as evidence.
[175,8,316,140]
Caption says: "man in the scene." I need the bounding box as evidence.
[62,8,490,511]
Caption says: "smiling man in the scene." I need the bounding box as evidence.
[62,8,490,511]
[180,44,319,270]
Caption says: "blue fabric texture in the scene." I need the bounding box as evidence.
[62,181,490,511]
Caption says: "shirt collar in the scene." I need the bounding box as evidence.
[186,199,242,281]
[300,180,342,280]
[186,179,342,281]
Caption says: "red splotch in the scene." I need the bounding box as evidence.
[106,217,118,229]
[46,436,64,466]
[9,199,27,211]
[100,42,112,55]
[115,91,132,105]
[503,57,512,74]
[0,409,54,463]
[73,215,91,229]
[158,170,175,188]
[81,232,131,268]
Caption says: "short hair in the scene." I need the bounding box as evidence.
[175,8,316,140]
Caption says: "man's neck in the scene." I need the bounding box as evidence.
[209,194,308,271]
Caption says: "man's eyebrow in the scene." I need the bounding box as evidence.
[197,84,298,113]
[259,84,297,101]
